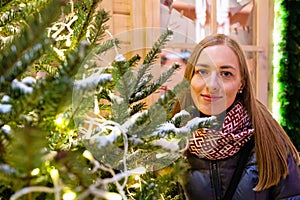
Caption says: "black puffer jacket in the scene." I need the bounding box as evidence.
[181,147,300,200]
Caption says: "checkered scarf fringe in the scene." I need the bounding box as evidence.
[188,101,254,160]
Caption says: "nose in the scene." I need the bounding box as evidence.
[205,72,220,92]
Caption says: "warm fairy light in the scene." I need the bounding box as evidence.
[31,168,40,176]
[54,114,64,126]
[50,168,59,182]
[131,175,142,189]
[134,175,140,181]
[63,190,76,200]
[83,150,94,161]
[272,0,284,121]
[104,192,122,200]
[68,130,74,136]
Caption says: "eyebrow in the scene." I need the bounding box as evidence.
[220,65,237,70]
[195,64,237,70]
[195,63,209,68]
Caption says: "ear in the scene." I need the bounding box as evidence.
[240,80,245,89]
[238,80,245,93]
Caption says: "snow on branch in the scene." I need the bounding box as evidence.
[152,112,216,137]
[74,67,112,90]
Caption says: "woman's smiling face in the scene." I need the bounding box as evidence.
[190,45,243,115]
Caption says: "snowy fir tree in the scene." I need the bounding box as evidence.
[0,0,215,199]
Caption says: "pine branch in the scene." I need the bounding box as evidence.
[0,0,62,90]
[94,38,119,55]
[142,29,173,66]
[111,96,130,124]
[106,54,142,123]
[4,127,48,185]
[75,0,101,45]
[134,159,186,199]
[130,102,146,116]
[111,55,140,101]
[0,0,11,8]
[133,29,173,94]
[89,9,110,45]
[0,0,49,27]
[59,40,91,77]
[127,54,141,67]
[123,80,194,138]
[4,39,53,84]
[129,63,180,103]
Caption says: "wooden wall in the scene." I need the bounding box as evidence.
[100,0,161,59]
[99,0,164,107]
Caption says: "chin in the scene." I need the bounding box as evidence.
[200,105,227,116]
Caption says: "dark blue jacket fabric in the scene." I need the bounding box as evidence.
[181,148,300,200]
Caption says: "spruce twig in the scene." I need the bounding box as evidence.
[132,29,173,97]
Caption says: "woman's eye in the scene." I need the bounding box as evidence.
[197,69,208,75]
[220,71,232,77]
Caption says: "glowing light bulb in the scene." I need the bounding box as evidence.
[31,168,40,176]
[63,190,76,200]
[83,150,94,161]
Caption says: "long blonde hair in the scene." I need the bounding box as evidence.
[172,34,300,191]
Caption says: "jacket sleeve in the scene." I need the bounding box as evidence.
[270,155,300,200]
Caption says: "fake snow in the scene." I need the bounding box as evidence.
[0,164,16,174]
[12,78,34,93]
[172,109,190,120]
[0,104,12,113]
[22,76,36,86]
[134,92,143,98]
[1,95,10,102]
[95,132,119,148]
[109,93,124,104]
[11,45,16,52]
[86,123,122,148]
[152,116,216,136]
[121,111,148,130]
[74,72,112,89]
[129,135,143,145]
[35,43,42,50]
[1,125,11,134]
[185,117,215,130]
[114,54,126,62]
[152,138,179,152]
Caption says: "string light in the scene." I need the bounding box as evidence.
[272,0,285,121]
[63,190,76,200]
[54,114,64,126]
[31,168,40,176]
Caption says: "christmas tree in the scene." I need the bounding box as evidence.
[0,0,214,199]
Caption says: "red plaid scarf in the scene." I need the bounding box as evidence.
[189,101,253,160]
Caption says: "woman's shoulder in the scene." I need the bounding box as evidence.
[285,153,300,178]
[269,154,300,198]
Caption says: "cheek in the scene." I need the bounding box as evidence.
[224,83,240,101]
[190,76,204,92]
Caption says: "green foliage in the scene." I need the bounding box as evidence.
[0,0,60,89]
[0,0,50,36]
[0,0,112,198]
[0,0,214,199]
[277,0,300,149]
[133,158,187,200]
[2,127,48,191]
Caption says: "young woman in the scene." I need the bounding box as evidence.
[171,34,300,199]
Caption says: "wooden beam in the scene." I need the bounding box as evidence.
[210,0,217,34]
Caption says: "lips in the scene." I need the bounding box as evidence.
[201,94,222,102]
